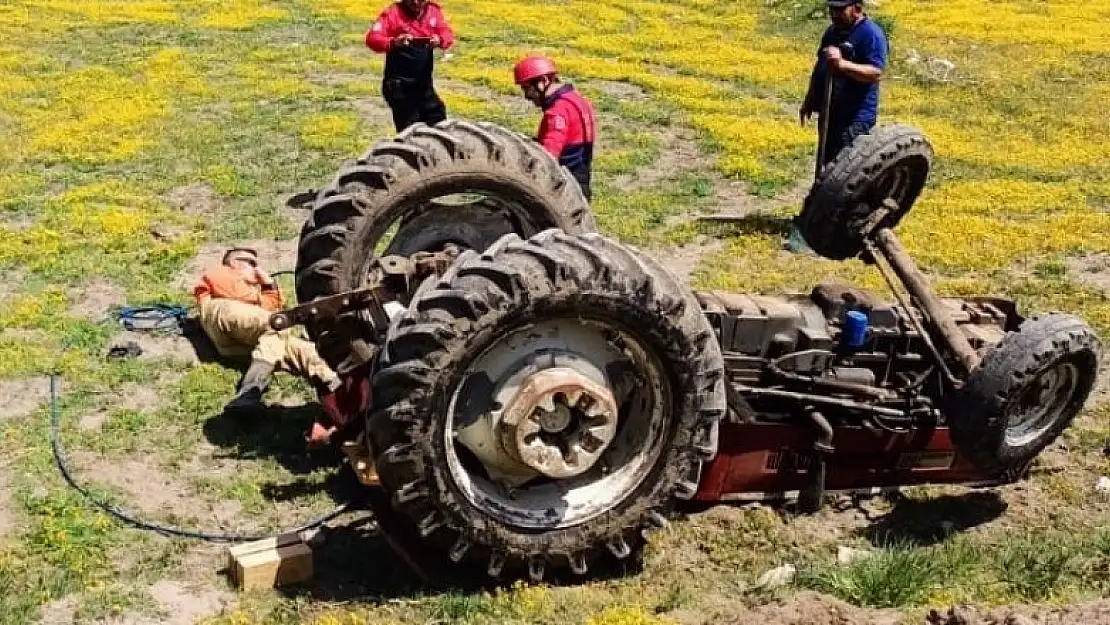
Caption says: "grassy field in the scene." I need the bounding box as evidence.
[1,0,1110,623]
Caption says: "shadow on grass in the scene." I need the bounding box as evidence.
[267,479,650,603]
[695,212,794,240]
[180,318,233,366]
[201,403,341,478]
[855,490,1007,547]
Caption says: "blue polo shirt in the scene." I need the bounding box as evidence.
[813,16,888,126]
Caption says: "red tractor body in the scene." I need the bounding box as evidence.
[695,422,999,503]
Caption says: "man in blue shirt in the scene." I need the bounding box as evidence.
[800,0,888,168]
[786,0,888,254]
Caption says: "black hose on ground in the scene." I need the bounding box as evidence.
[49,373,354,543]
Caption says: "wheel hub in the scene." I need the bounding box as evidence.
[1005,361,1080,447]
[500,368,619,479]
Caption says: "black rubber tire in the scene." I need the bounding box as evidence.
[946,314,1102,477]
[797,124,933,260]
[294,119,597,374]
[365,229,727,584]
[382,196,523,257]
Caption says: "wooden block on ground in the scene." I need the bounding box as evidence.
[227,532,314,590]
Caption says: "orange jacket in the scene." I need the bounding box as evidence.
[193,264,285,312]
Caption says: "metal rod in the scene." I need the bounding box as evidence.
[870,228,981,376]
[863,237,962,388]
[734,384,908,417]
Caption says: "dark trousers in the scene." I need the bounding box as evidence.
[382,77,447,133]
[579,182,592,202]
[566,165,591,202]
[822,119,875,167]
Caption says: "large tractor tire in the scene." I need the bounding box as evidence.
[946,314,1101,477]
[796,124,933,261]
[295,120,597,374]
[366,229,727,584]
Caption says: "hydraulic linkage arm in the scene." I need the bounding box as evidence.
[268,246,461,333]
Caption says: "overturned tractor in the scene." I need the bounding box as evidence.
[275,120,1101,585]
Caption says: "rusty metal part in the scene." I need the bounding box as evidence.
[341,433,380,487]
[268,247,460,332]
[768,351,893,401]
[870,228,981,377]
[499,367,619,479]
[734,383,908,418]
[856,199,895,239]
[807,410,835,453]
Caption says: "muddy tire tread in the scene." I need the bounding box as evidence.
[366,229,726,583]
[294,120,597,373]
[798,124,933,260]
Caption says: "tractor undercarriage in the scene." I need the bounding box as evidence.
[271,119,1101,586]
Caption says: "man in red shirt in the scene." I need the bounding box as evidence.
[513,55,597,201]
[365,0,455,133]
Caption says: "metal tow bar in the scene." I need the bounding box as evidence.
[267,247,461,332]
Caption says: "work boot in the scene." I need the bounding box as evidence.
[224,359,274,416]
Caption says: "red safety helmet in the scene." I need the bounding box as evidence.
[513,55,557,85]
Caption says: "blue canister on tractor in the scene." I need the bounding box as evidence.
[841,309,870,350]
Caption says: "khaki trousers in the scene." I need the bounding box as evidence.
[198,297,338,386]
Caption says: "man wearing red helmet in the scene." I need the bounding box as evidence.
[365,0,455,132]
[513,55,597,201]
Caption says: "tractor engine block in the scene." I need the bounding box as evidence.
[695,283,1017,406]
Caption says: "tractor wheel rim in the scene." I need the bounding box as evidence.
[446,317,672,530]
[871,166,910,211]
[499,367,620,479]
[1005,360,1080,448]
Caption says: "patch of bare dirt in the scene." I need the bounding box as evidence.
[146,580,234,625]
[0,376,50,422]
[36,596,77,625]
[173,239,298,292]
[924,600,1110,625]
[0,468,13,544]
[610,125,704,193]
[97,580,235,625]
[66,449,259,534]
[0,212,34,231]
[69,451,195,519]
[1066,254,1110,295]
[649,238,725,288]
[591,79,650,101]
[0,268,28,303]
[70,278,128,322]
[108,330,201,366]
[705,178,811,222]
[79,381,173,431]
[78,410,110,432]
[177,542,230,584]
[165,184,220,217]
[678,590,904,625]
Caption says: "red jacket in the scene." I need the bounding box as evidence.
[365,2,455,53]
[538,84,596,187]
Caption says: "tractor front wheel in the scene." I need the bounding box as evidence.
[796,124,933,260]
[946,314,1101,477]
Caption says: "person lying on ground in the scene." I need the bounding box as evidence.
[192,247,342,448]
